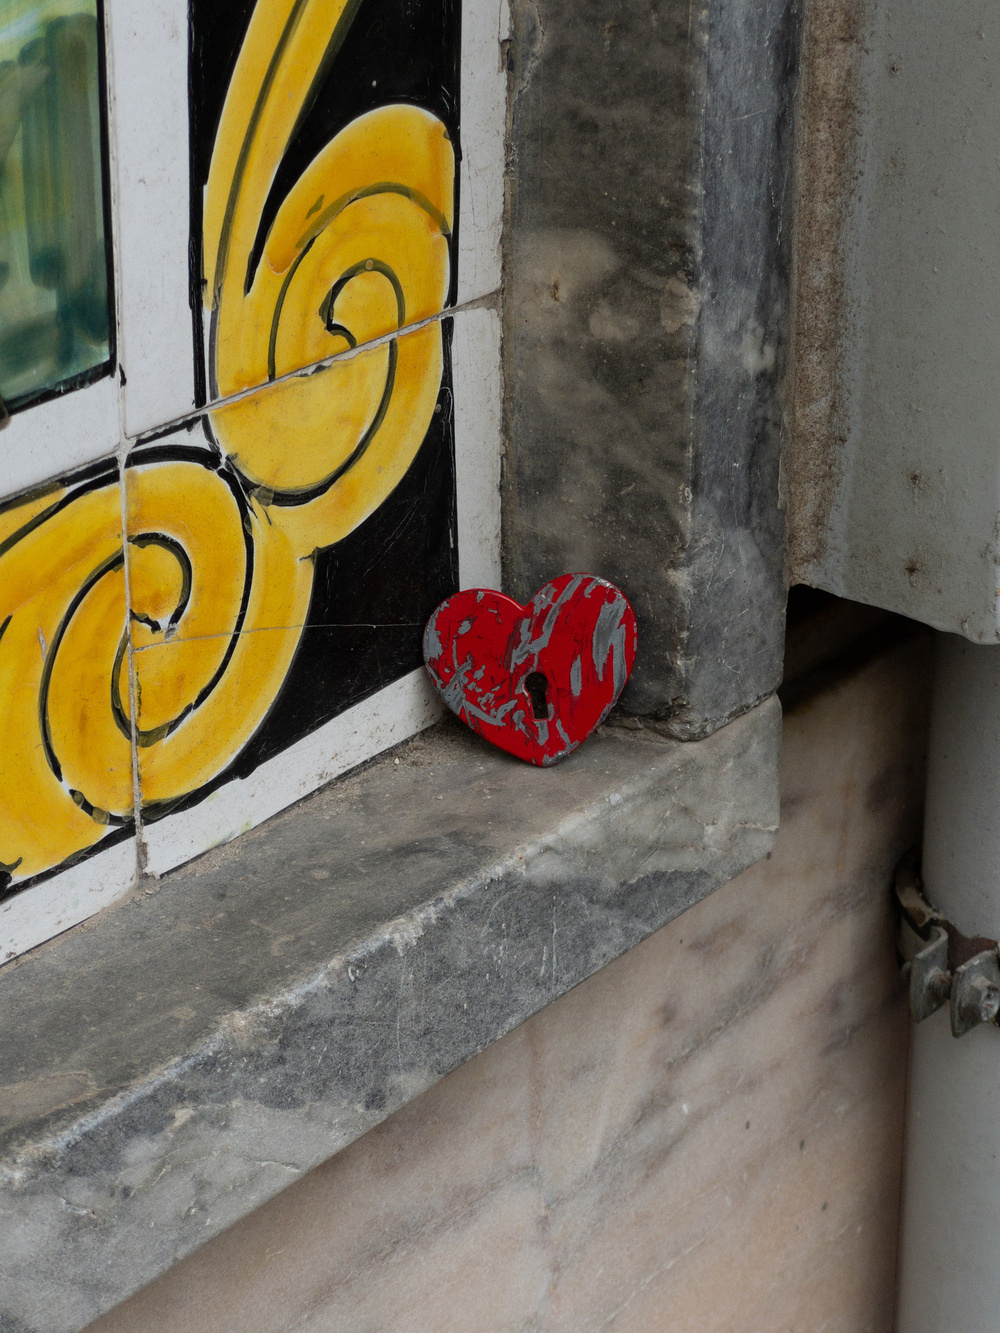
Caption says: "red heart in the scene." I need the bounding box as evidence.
[423,574,638,766]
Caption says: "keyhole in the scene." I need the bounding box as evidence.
[524,671,550,720]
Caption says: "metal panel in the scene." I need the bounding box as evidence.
[789,0,1000,639]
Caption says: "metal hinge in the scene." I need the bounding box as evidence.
[895,850,1000,1037]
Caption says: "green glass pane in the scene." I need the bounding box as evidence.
[0,0,110,409]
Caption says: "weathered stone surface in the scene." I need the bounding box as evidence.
[502,0,797,734]
[0,702,779,1333]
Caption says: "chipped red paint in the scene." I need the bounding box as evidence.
[422,574,637,766]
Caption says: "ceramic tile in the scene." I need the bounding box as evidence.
[0,456,137,956]
[0,0,505,952]
[128,306,499,877]
[85,637,927,1333]
[111,0,502,441]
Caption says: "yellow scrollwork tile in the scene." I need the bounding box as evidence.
[204,0,455,403]
[0,0,460,894]
[126,307,450,824]
[0,462,133,890]
[123,0,458,834]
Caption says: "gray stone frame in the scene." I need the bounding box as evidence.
[503,0,797,732]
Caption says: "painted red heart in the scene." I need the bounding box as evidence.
[422,574,637,766]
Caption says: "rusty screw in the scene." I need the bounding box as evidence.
[925,968,952,1008]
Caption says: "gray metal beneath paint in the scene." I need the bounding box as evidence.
[789,0,1000,639]
[502,0,796,735]
[0,702,780,1333]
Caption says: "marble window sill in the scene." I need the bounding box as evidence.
[0,700,780,1333]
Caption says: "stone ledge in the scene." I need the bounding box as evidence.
[0,699,781,1333]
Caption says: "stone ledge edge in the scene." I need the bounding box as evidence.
[0,697,781,1333]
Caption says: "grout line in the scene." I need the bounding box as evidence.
[101,0,146,885]
[131,622,426,651]
[116,457,146,874]
[128,290,500,449]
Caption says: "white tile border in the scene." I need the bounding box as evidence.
[105,0,197,440]
[0,377,120,502]
[456,0,510,307]
[0,837,137,965]
[454,304,502,589]
[142,668,443,878]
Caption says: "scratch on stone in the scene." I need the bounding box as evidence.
[550,903,557,993]
[60,1198,96,1217]
[396,958,406,1073]
[596,1217,722,1327]
[484,890,515,932]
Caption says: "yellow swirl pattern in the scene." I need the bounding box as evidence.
[126,457,314,811]
[204,0,454,553]
[0,0,455,890]
[0,475,133,880]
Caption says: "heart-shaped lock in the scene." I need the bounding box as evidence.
[422,574,637,765]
